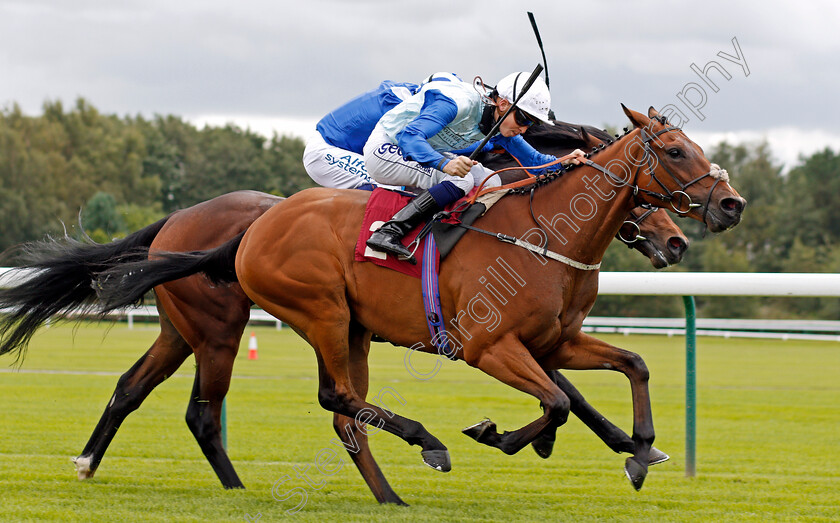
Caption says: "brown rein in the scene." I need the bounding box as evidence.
[468,153,576,205]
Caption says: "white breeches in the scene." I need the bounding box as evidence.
[363,127,501,194]
[304,131,391,189]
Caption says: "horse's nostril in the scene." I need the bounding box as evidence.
[721,197,745,215]
[668,237,687,255]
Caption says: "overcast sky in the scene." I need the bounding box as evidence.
[2,0,839,169]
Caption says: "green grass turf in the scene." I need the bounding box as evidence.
[0,322,838,522]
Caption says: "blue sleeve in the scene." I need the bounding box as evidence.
[394,90,458,170]
[448,135,558,172]
[491,135,557,173]
[449,141,493,157]
[449,142,482,156]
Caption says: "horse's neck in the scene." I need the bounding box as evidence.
[514,158,636,266]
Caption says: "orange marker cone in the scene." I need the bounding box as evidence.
[248,332,258,360]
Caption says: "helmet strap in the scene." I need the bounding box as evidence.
[479,102,496,135]
[512,72,523,100]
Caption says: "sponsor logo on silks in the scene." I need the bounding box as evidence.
[377,143,402,156]
[373,143,435,177]
[325,153,371,182]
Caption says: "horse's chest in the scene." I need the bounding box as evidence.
[541,280,598,347]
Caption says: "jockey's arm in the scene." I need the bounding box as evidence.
[394,90,459,172]
[451,135,558,175]
[492,135,558,174]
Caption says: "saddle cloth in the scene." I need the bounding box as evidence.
[354,188,486,278]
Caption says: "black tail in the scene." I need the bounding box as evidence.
[95,231,245,313]
[0,217,170,361]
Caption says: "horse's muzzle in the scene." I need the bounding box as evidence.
[707,196,746,232]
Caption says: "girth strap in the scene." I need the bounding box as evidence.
[420,234,456,357]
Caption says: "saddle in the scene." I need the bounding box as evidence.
[354,188,487,278]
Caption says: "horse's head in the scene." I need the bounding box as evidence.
[617,207,689,269]
[620,105,746,233]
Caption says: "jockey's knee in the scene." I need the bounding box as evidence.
[446,172,474,194]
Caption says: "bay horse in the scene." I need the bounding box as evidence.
[89,106,744,496]
[0,129,687,499]
[0,118,690,500]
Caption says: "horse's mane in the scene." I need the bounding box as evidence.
[502,121,642,195]
[477,120,615,184]
[523,120,612,150]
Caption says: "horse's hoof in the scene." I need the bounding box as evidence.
[462,419,496,442]
[624,456,647,491]
[649,447,670,466]
[421,449,451,472]
[72,455,95,480]
[531,434,555,459]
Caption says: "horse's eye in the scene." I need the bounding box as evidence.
[667,148,682,158]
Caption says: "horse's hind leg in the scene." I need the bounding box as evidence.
[154,277,250,489]
[298,312,450,472]
[237,229,448,473]
[531,370,668,466]
[185,341,243,488]
[74,312,191,480]
[332,322,406,505]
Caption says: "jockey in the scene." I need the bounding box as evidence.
[364,71,586,259]
[303,80,420,189]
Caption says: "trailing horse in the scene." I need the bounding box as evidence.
[91,106,744,496]
[0,191,282,488]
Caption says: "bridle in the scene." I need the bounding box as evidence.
[617,205,658,245]
[583,120,723,225]
[428,115,723,271]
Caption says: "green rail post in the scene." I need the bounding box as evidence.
[682,295,697,477]
[221,398,228,450]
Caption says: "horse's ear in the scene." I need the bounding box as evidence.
[579,126,600,148]
[621,103,650,129]
[647,106,661,119]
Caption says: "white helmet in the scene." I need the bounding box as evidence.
[496,72,553,126]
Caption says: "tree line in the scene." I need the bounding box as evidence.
[2,98,838,319]
[0,98,314,250]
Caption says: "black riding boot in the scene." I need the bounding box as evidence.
[366,190,441,259]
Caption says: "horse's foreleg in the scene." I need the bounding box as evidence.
[74,322,190,480]
[531,369,632,458]
[461,335,570,456]
[333,325,406,505]
[185,340,243,489]
[531,371,669,464]
[539,332,655,491]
